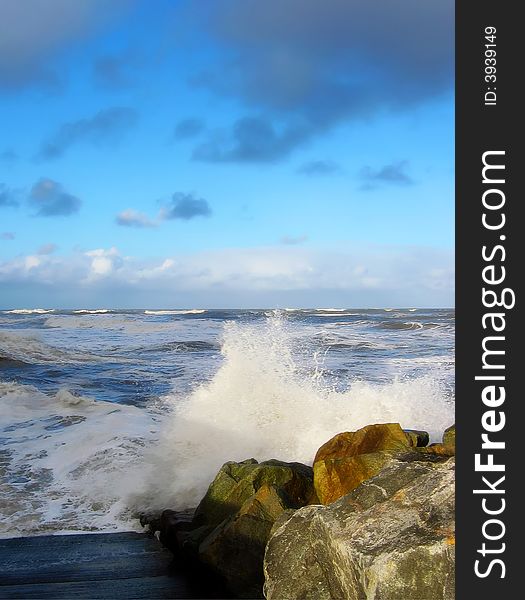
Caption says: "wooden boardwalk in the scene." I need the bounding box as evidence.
[0,532,234,599]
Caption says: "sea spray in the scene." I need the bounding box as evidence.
[129,314,454,512]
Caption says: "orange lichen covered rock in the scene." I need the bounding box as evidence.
[313,423,418,504]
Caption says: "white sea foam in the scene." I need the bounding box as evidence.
[129,314,454,512]
[73,309,112,314]
[0,381,156,537]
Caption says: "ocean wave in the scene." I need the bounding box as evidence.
[138,340,219,353]
[1,310,454,537]
[73,309,112,314]
[0,381,155,537]
[312,312,361,317]
[44,315,180,334]
[144,309,207,315]
[0,331,102,365]
[376,321,449,331]
[4,309,55,315]
[324,341,390,351]
[129,314,454,513]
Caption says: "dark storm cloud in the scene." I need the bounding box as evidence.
[29,178,81,217]
[174,118,205,139]
[297,160,341,176]
[186,0,453,162]
[0,183,19,207]
[37,107,138,160]
[360,161,414,188]
[0,0,133,90]
[161,192,211,220]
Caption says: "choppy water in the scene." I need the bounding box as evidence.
[0,308,454,537]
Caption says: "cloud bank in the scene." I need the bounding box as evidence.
[0,243,454,308]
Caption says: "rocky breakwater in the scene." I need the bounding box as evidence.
[146,423,455,599]
[146,459,316,598]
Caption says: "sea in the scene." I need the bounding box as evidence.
[0,308,454,538]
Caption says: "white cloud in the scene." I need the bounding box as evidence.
[85,247,121,278]
[115,209,157,228]
[0,243,454,307]
[24,255,42,270]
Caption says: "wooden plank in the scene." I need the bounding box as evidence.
[0,575,229,599]
[0,532,150,549]
[0,533,234,599]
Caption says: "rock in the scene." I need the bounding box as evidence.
[156,508,195,553]
[192,458,314,531]
[417,443,455,458]
[443,424,456,450]
[314,450,395,505]
[199,484,288,598]
[173,458,315,596]
[264,457,455,600]
[313,423,419,504]
[404,428,430,447]
[314,423,413,463]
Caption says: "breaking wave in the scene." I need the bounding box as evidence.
[129,315,454,512]
[144,310,207,315]
[3,309,55,315]
[0,331,101,364]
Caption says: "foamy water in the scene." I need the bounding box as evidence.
[0,308,454,537]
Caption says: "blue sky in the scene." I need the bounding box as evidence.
[0,0,454,308]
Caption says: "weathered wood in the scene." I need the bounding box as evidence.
[0,532,233,599]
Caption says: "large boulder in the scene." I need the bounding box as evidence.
[264,457,455,600]
[199,484,289,598]
[174,459,315,597]
[192,458,315,532]
[313,423,429,504]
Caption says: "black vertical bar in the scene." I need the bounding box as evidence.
[456,1,521,597]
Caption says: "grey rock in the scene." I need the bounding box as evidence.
[264,457,455,600]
